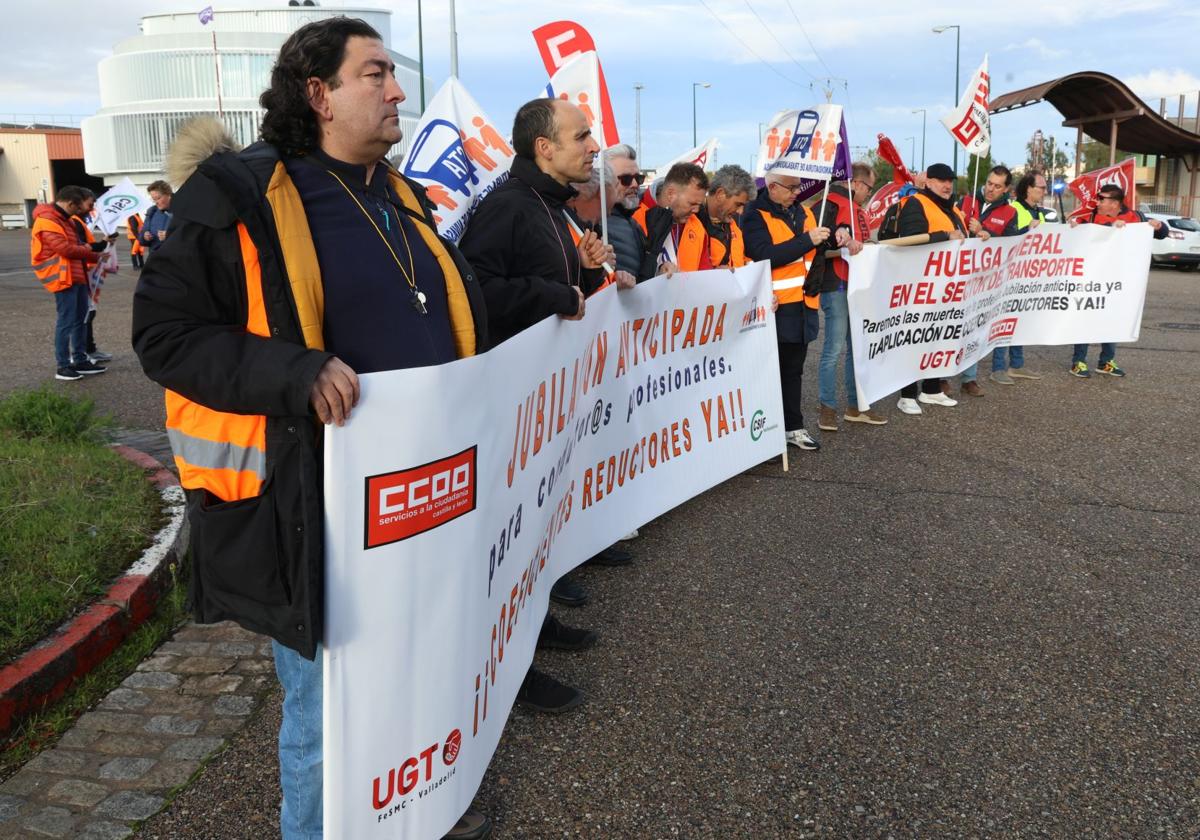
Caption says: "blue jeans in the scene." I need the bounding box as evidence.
[961,362,979,383]
[818,289,857,409]
[1072,343,1115,366]
[991,346,1025,372]
[273,641,323,840]
[53,284,89,368]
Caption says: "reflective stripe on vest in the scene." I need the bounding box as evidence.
[912,193,966,234]
[165,222,269,502]
[30,217,75,292]
[759,206,818,309]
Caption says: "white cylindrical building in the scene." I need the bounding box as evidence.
[83,4,426,186]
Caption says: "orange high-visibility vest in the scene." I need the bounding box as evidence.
[631,204,650,235]
[911,193,966,235]
[30,214,81,293]
[674,214,706,272]
[758,204,819,309]
[166,165,477,503]
[709,217,746,269]
[127,214,145,256]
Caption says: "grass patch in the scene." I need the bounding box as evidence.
[0,557,191,782]
[0,387,165,664]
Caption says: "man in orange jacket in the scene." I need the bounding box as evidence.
[30,185,113,381]
[675,164,753,272]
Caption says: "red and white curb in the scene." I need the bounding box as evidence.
[0,445,187,735]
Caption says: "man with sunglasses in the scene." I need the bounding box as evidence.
[1066,183,1166,378]
[602,144,648,277]
[743,171,832,451]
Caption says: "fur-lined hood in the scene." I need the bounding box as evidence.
[165,116,241,188]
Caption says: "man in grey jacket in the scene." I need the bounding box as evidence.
[602,144,647,277]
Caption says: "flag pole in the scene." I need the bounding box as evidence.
[592,58,609,249]
[212,30,224,119]
[969,152,980,219]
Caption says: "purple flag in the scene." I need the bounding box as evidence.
[794,116,851,202]
[198,6,214,25]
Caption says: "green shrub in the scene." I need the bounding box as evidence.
[0,387,111,442]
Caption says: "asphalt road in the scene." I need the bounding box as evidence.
[3,229,1199,838]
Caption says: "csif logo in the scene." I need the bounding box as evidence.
[749,409,774,442]
[365,447,477,548]
[102,195,138,213]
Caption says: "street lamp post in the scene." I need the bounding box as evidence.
[417,0,425,111]
[449,0,459,77]
[634,83,644,162]
[912,108,927,170]
[932,24,961,174]
[692,82,710,147]
[905,137,916,172]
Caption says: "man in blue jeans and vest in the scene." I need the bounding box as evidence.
[816,162,887,431]
[133,17,492,840]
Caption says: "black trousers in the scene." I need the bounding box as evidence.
[778,341,808,431]
[84,308,97,354]
[900,378,942,398]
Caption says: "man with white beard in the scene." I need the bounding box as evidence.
[601,144,647,277]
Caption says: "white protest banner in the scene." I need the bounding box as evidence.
[754,104,843,179]
[658,137,719,172]
[323,263,785,839]
[940,55,991,157]
[92,178,153,237]
[402,78,513,243]
[847,223,1153,408]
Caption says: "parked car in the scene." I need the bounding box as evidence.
[1147,212,1200,271]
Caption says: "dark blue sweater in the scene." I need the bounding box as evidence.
[285,150,455,374]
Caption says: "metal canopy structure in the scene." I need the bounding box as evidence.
[990,71,1200,215]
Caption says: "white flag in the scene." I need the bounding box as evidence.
[754,104,843,179]
[657,138,719,173]
[940,55,991,156]
[401,78,514,243]
[544,52,606,144]
[93,178,153,237]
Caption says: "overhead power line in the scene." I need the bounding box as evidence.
[783,0,835,79]
[695,0,806,88]
[742,0,818,81]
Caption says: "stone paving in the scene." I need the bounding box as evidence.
[0,623,274,839]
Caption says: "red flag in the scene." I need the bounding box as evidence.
[1068,158,1136,220]
[865,181,904,234]
[876,134,913,185]
[532,21,620,147]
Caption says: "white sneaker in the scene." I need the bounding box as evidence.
[785,428,820,451]
[620,529,640,540]
[896,397,922,415]
[918,391,958,407]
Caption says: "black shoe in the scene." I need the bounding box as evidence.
[549,574,588,607]
[72,360,107,376]
[537,614,597,652]
[441,807,491,840]
[516,667,584,714]
[55,366,83,381]
[586,544,634,567]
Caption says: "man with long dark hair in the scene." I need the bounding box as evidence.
[133,17,490,840]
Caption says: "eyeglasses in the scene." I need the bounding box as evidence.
[772,182,804,194]
[1097,194,1120,201]
[617,173,646,187]
[1031,183,1047,190]
[852,179,874,190]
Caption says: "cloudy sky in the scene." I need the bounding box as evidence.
[3,0,1198,176]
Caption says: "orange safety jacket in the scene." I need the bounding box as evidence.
[30,205,97,293]
[708,216,747,269]
[758,204,820,309]
[674,213,747,271]
[165,165,478,503]
[911,193,967,235]
[127,214,145,255]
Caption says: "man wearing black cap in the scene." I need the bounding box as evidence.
[894,163,966,415]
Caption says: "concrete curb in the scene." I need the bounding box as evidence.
[0,445,188,735]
